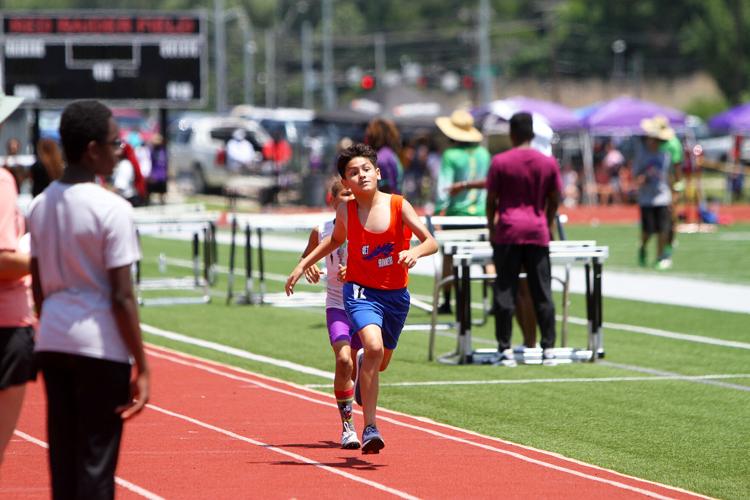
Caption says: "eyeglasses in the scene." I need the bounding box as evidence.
[104,138,124,149]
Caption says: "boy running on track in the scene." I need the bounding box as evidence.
[299,179,361,449]
[286,143,437,454]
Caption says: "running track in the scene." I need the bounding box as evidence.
[2,345,709,499]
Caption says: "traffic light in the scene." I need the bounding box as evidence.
[360,74,375,90]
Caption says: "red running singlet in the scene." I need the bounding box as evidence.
[345,195,412,290]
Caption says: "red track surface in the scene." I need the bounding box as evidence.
[559,203,750,225]
[2,345,709,499]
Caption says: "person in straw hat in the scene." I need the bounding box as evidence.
[433,109,491,314]
[0,91,36,466]
[636,115,675,270]
[650,115,684,259]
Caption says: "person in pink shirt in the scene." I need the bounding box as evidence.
[486,112,562,361]
[0,91,35,466]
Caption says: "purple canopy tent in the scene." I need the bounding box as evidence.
[503,96,582,131]
[708,102,750,133]
[472,96,582,131]
[579,96,685,205]
[583,96,687,134]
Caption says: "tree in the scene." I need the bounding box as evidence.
[680,0,750,104]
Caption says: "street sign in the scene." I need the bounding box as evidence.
[1,11,208,107]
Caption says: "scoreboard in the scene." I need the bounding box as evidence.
[0,11,207,107]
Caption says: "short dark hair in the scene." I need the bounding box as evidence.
[509,112,534,144]
[336,142,377,178]
[60,100,112,163]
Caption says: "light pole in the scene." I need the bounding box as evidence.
[478,0,493,105]
[215,3,256,110]
[224,7,255,106]
[322,0,336,110]
[214,0,227,113]
[611,39,627,85]
[273,1,309,107]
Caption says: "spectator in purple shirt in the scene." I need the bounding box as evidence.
[486,112,562,361]
[365,118,403,195]
[147,134,168,205]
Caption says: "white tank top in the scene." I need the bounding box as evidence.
[319,219,346,310]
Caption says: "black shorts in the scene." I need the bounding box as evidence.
[148,179,167,194]
[0,326,36,389]
[640,205,670,235]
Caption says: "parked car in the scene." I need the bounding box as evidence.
[168,114,270,193]
[230,105,313,145]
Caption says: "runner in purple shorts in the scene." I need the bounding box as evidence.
[299,178,362,449]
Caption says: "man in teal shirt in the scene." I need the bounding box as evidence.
[434,110,490,216]
[434,110,491,313]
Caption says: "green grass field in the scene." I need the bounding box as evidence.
[136,224,750,499]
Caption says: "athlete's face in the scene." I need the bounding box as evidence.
[343,156,380,194]
[331,186,354,209]
[91,117,123,177]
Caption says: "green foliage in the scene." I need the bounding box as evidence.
[683,96,730,121]
[680,0,750,104]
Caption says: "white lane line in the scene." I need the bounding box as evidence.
[160,256,750,351]
[440,294,750,351]
[145,346,707,500]
[145,404,419,500]
[142,322,750,394]
[599,361,750,392]
[13,430,164,500]
[141,323,333,379]
[304,373,750,389]
[595,318,750,350]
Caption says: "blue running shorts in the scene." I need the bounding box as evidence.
[343,282,410,350]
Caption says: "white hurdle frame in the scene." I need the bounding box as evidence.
[435,241,608,365]
[134,215,218,306]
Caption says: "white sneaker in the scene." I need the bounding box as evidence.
[341,421,361,449]
[542,348,558,366]
[656,258,673,270]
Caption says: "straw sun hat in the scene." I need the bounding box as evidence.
[640,115,676,141]
[0,91,24,124]
[435,109,483,143]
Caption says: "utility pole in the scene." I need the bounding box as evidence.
[265,30,276,107]
[214,0,227,113]
[302,21,314,109]
[240,14,255,105]
[478,0,493,105]
[322,0,336,110]
[224,7,255,105]
[374,32,386,87]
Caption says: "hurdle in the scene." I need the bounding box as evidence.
[225,213,331,307]
[134,214,217,306]
[422,215,576,360]
[407,215,494,338]
[432,240,608,365]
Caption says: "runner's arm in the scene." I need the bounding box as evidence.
[286,204,346,294]
[398,198,438,268]
[300,227,322,283]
